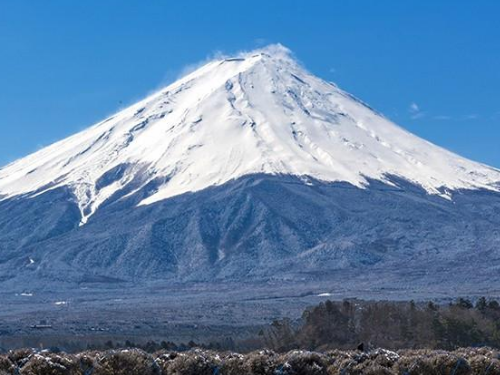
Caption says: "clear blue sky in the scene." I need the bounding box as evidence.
[1,1,499,168]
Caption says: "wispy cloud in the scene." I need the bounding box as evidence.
[409,102,425,119]
[463,114,479,120]
[410,103,484,123]
[432,114,481,121]
[433,115,452,121]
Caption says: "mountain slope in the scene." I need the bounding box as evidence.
[1,174,500,292]
[1,45,499,226]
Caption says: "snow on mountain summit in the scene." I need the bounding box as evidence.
[0,44,499,225]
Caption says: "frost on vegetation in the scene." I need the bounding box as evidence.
[0,347,499,375]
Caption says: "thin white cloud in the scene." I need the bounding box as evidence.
[434,115,452,121]
[428,113,483,122]
[463,114,479,120]
[409,102,425,120]
[409,102,419,113]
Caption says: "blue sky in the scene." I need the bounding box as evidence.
[1,1,499,168]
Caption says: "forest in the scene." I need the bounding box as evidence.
[261,297,500,351]
[67,297,500,353]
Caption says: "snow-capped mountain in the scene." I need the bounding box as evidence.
[0,45,499,295]
[1,45,498,226]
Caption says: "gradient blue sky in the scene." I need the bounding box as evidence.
[1,1,499,168]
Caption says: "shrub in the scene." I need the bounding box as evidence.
[92,349,160,375]
[153,351,179,373]
[0,355,15,375]
[243,350,279,375]
[426,353,470,375]
[19,353,81,375]
[8,348,35,368]
[276,350,330,375]
[161,349,219,375]
[394,353,439,375]
[326,350,397,375]
[218,352,246,375]
[394,351,471,375]
[454,347,500,375]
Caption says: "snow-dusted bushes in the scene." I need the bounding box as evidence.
[218,350,277,375]
[7,348,35,368]
[5,349,160,375]
[90,349,160,375]
[17,353,81,375]
[326,349,398,375]
[1,347,500,375]
[393,350,471,375]
[277,350,329,375]
[0,355,14,375]
[156,349,218,375]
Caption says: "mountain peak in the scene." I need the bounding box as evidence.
[246,43,295,63]
[223,43,294,61]
[255,43,292,54]
[1,46,499,225]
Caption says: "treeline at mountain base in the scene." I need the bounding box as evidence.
[79,298,500,354]
[1,347,500,375]
[259,297,500,352]
[6,297,500,355]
